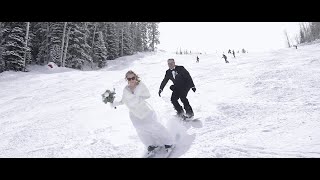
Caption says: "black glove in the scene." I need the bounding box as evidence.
[192,87,196,92]
[158,89,162,97]
[170,85,175,91]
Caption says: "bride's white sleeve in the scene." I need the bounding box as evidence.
[137,82,151,100]
[112,100,123,107]
[111,88,125,107]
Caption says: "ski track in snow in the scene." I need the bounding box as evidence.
[1,46,320,158]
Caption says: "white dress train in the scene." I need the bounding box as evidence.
[112,82,173,147]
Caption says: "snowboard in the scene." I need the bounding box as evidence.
[143,145,176,158]
[181,115,200,121]
[174,114,201,122]
[175,114,203,128]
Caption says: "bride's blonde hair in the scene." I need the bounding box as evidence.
[125,70,141,84]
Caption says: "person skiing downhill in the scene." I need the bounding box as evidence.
[158,58,196,118]
[111,70,174,156]
[222,53,229,63]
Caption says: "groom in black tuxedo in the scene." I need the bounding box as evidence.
[159,58,196,118]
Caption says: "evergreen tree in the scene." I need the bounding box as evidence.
[135,22,143,52]
[65,22,91,70]
[86,22,97,68]
[299,28,305,43]
[122,22,133,56]
[130,22,137,53]
[36,22,51,65]
[28,22,39,64]
[84,22,92,47]
[0,22,4,72]
[310,22,320,41]
[105,22,119,60]
[141,22,149,51]
[47,22,65,66]
[93,31,108,68]
[147,22,160,51]
[1,22,29,71]
[117,22,124,56]
[297,22,320,44]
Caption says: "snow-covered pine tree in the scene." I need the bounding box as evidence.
[28,22,43,65]
[299,27,305,44]
[93,31,108,68]
[84,22,91,46]
[65,22,91,70]
[309,22,320,42]
[0,22,4,72]
[23,22,33,67]
[35,22,51,65]
[48,22,64,66]
[141,22,149,51]
[122,22,133,56]
[105,22,119,60]
[117,22,124,57]
[1,22,29,71]
[86,22,96,49]
[81,22,97,68]
[147,22,160,51]
[135,22,143,52]
[0,50,3,72]
[299,22,312,43]
[88,22,97,68]
[130,22,138,53]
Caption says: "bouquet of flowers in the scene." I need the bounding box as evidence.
[102,88,116,104]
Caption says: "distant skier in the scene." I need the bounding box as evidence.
[232,50,236,58]
[294,45,298,49]
[111,70,174,156]
[228,49,231,54]
[222,53,229,63]
[159,58,196,118]
[196,56,199,63]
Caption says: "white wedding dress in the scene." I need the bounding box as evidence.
[112,82,173,147]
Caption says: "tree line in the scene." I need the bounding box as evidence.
[0,22,160,73]
[297,22,320,44]
[285,22,320,47]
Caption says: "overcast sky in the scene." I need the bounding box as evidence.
[157,22,300,53]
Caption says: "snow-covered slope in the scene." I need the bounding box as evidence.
[1,44,320,158]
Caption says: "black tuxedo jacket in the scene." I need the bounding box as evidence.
[159,65,195,91]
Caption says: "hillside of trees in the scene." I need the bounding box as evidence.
[0,22,160,73]
[295,22,320,45]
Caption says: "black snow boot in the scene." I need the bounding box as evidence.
[147,145,159,152]
[176,110,185,117]
[164,144,175,152]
